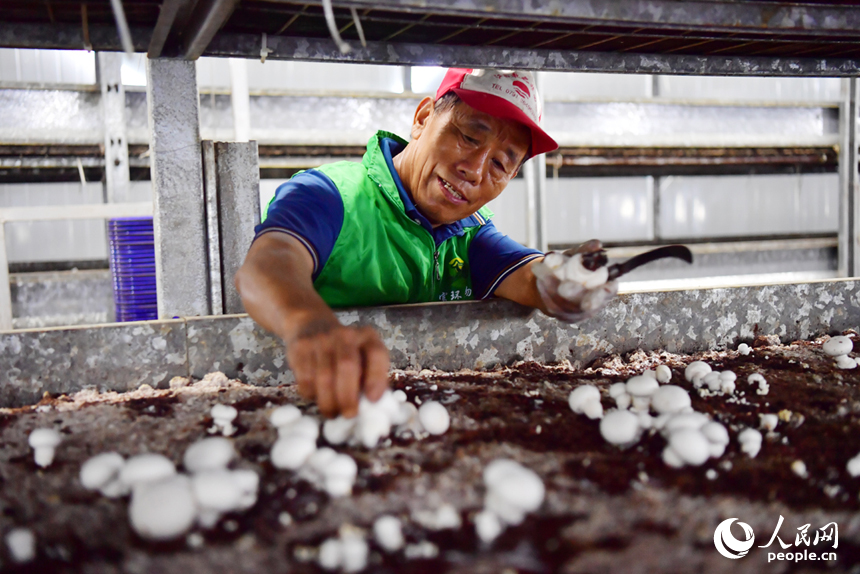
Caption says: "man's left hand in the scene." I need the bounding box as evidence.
[532,239,618,323]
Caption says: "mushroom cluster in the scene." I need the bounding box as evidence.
[684,362,738,395]
[535,252,609,291]
[474,459,545,543]
[822,335,857,369]
[570,365,749,468]
[79,437,260,541]
[317,525,369,573]
[322,390,449,449]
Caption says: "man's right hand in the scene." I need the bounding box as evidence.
[285,317,390,419]
[236,232,391,420]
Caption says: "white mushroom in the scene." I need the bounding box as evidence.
[28,428,62,468]
[119,453,176,491]
[418,401,450,435]
[483,459,544,526]
[5,527,36,564]
[568,385,601,414]
[661,411,710,436]
[791,460,809,479]
[663,428,710,468]
[474,509,503,544]
[748,373,769,395]
[210,404,238,436]
[80,452,126,497]
[271,435,317,470]
[655,365,672,384]
[835,354,858,370]
[542,251,566,270]
[323,454,358,498]
[702,372,722,392]
[373,515,404,552]
[557,253,609,289]
[625,375,659,412]
[650,385,691,415]
[846,453,860,477]
[231,468,260,510]
[412,504,462,531]
[279,416,320,441]
[392,389,408,403]
[582,399,604,420]
[759,414,779,432]
[701,421,729,458]
[599,410,641,447]
[339,529,369,574]
[183,437,236,473]
[643,369,657,380]
[684,361,712,384]
[318,537,343,571]
[737,343,751,356]
[322,416,358,446]
[129,475,197,541]
[720,377,736,395]
[608,382,631,410]
[318,527,368,573]
[738,428,763,458]
[823,335,853,357]
[269,404,302,428]
[191,470,245,528]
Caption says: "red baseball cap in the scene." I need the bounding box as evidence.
[436,68,558,159]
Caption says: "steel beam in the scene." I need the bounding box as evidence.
[323,0,860,36]
[181,0,241,60]
[148,0,188,58]
[214,141,261,314]
[205,33,860,77]
[146,58,210,319]
[97,52,131,204]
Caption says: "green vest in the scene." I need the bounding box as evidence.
[299,131,492,308]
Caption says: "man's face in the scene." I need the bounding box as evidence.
[397,97,531,227]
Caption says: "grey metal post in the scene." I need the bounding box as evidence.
[215,141,261,314]
[838,77,860,277]
[97,52,131,203]
[650,175,661,241]
[202,141,224,315]
[0,223,11,331]
[146,57,210,318]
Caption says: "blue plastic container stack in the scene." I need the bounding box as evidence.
[108,217,157,322]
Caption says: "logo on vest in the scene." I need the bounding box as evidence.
[449,257,464,272]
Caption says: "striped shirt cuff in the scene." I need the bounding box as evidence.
[480,253,544,300]
[253,227,320,276]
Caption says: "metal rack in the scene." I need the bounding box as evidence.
[0,0,858,325]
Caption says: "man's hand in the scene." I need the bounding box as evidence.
[236,233,392,419]
[286,317,390,419]
[532,239,618,323]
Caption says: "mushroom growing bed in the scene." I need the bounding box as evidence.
[2,334,860,573]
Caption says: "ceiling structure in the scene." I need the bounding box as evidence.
[2,1,860,75]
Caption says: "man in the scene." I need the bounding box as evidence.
[236,69,616,418]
